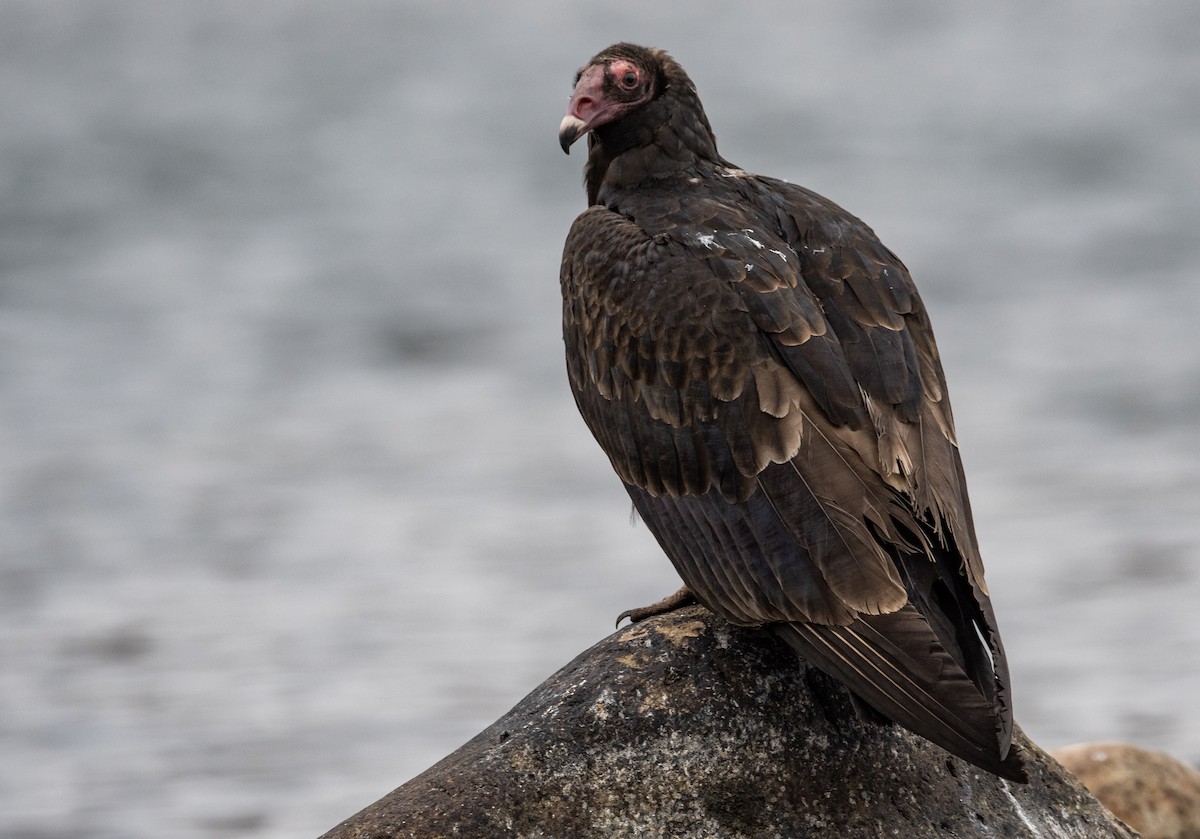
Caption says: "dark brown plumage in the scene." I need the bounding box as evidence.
[558,43,1026,782]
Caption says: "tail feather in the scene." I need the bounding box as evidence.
[775,606,1027,783]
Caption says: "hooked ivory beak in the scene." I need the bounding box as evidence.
[559,114,588,154]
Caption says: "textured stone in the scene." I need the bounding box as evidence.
[321,606,1136,838]
[1054,742,1200,839]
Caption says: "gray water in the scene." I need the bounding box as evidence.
[2,2,1199,837]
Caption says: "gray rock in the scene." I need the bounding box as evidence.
[320,606,1136,838]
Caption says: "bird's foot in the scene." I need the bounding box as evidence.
[616,586,697,627]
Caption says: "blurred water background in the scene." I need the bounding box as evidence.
[1,1,1198,836]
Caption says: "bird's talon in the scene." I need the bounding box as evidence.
[615,586,696,627]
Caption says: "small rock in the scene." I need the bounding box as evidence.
[1053,742,1200,839]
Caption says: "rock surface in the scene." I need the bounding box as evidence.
[1054,742,1200,839]
[320,606,1136,839]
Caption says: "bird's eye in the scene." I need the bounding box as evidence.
[609,60,642,90]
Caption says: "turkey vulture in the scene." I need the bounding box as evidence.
[557,43,1026,783]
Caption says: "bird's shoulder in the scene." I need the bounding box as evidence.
[561,167,934,426]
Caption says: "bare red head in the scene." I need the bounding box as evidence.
[559,45,660,153]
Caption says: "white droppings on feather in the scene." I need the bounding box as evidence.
[697,233,717,249]
[769,248,789,263]
[740,229,764,248]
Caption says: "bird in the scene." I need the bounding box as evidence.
[557,43,1027,783]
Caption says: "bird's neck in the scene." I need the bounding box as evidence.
[584,92,725,206]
